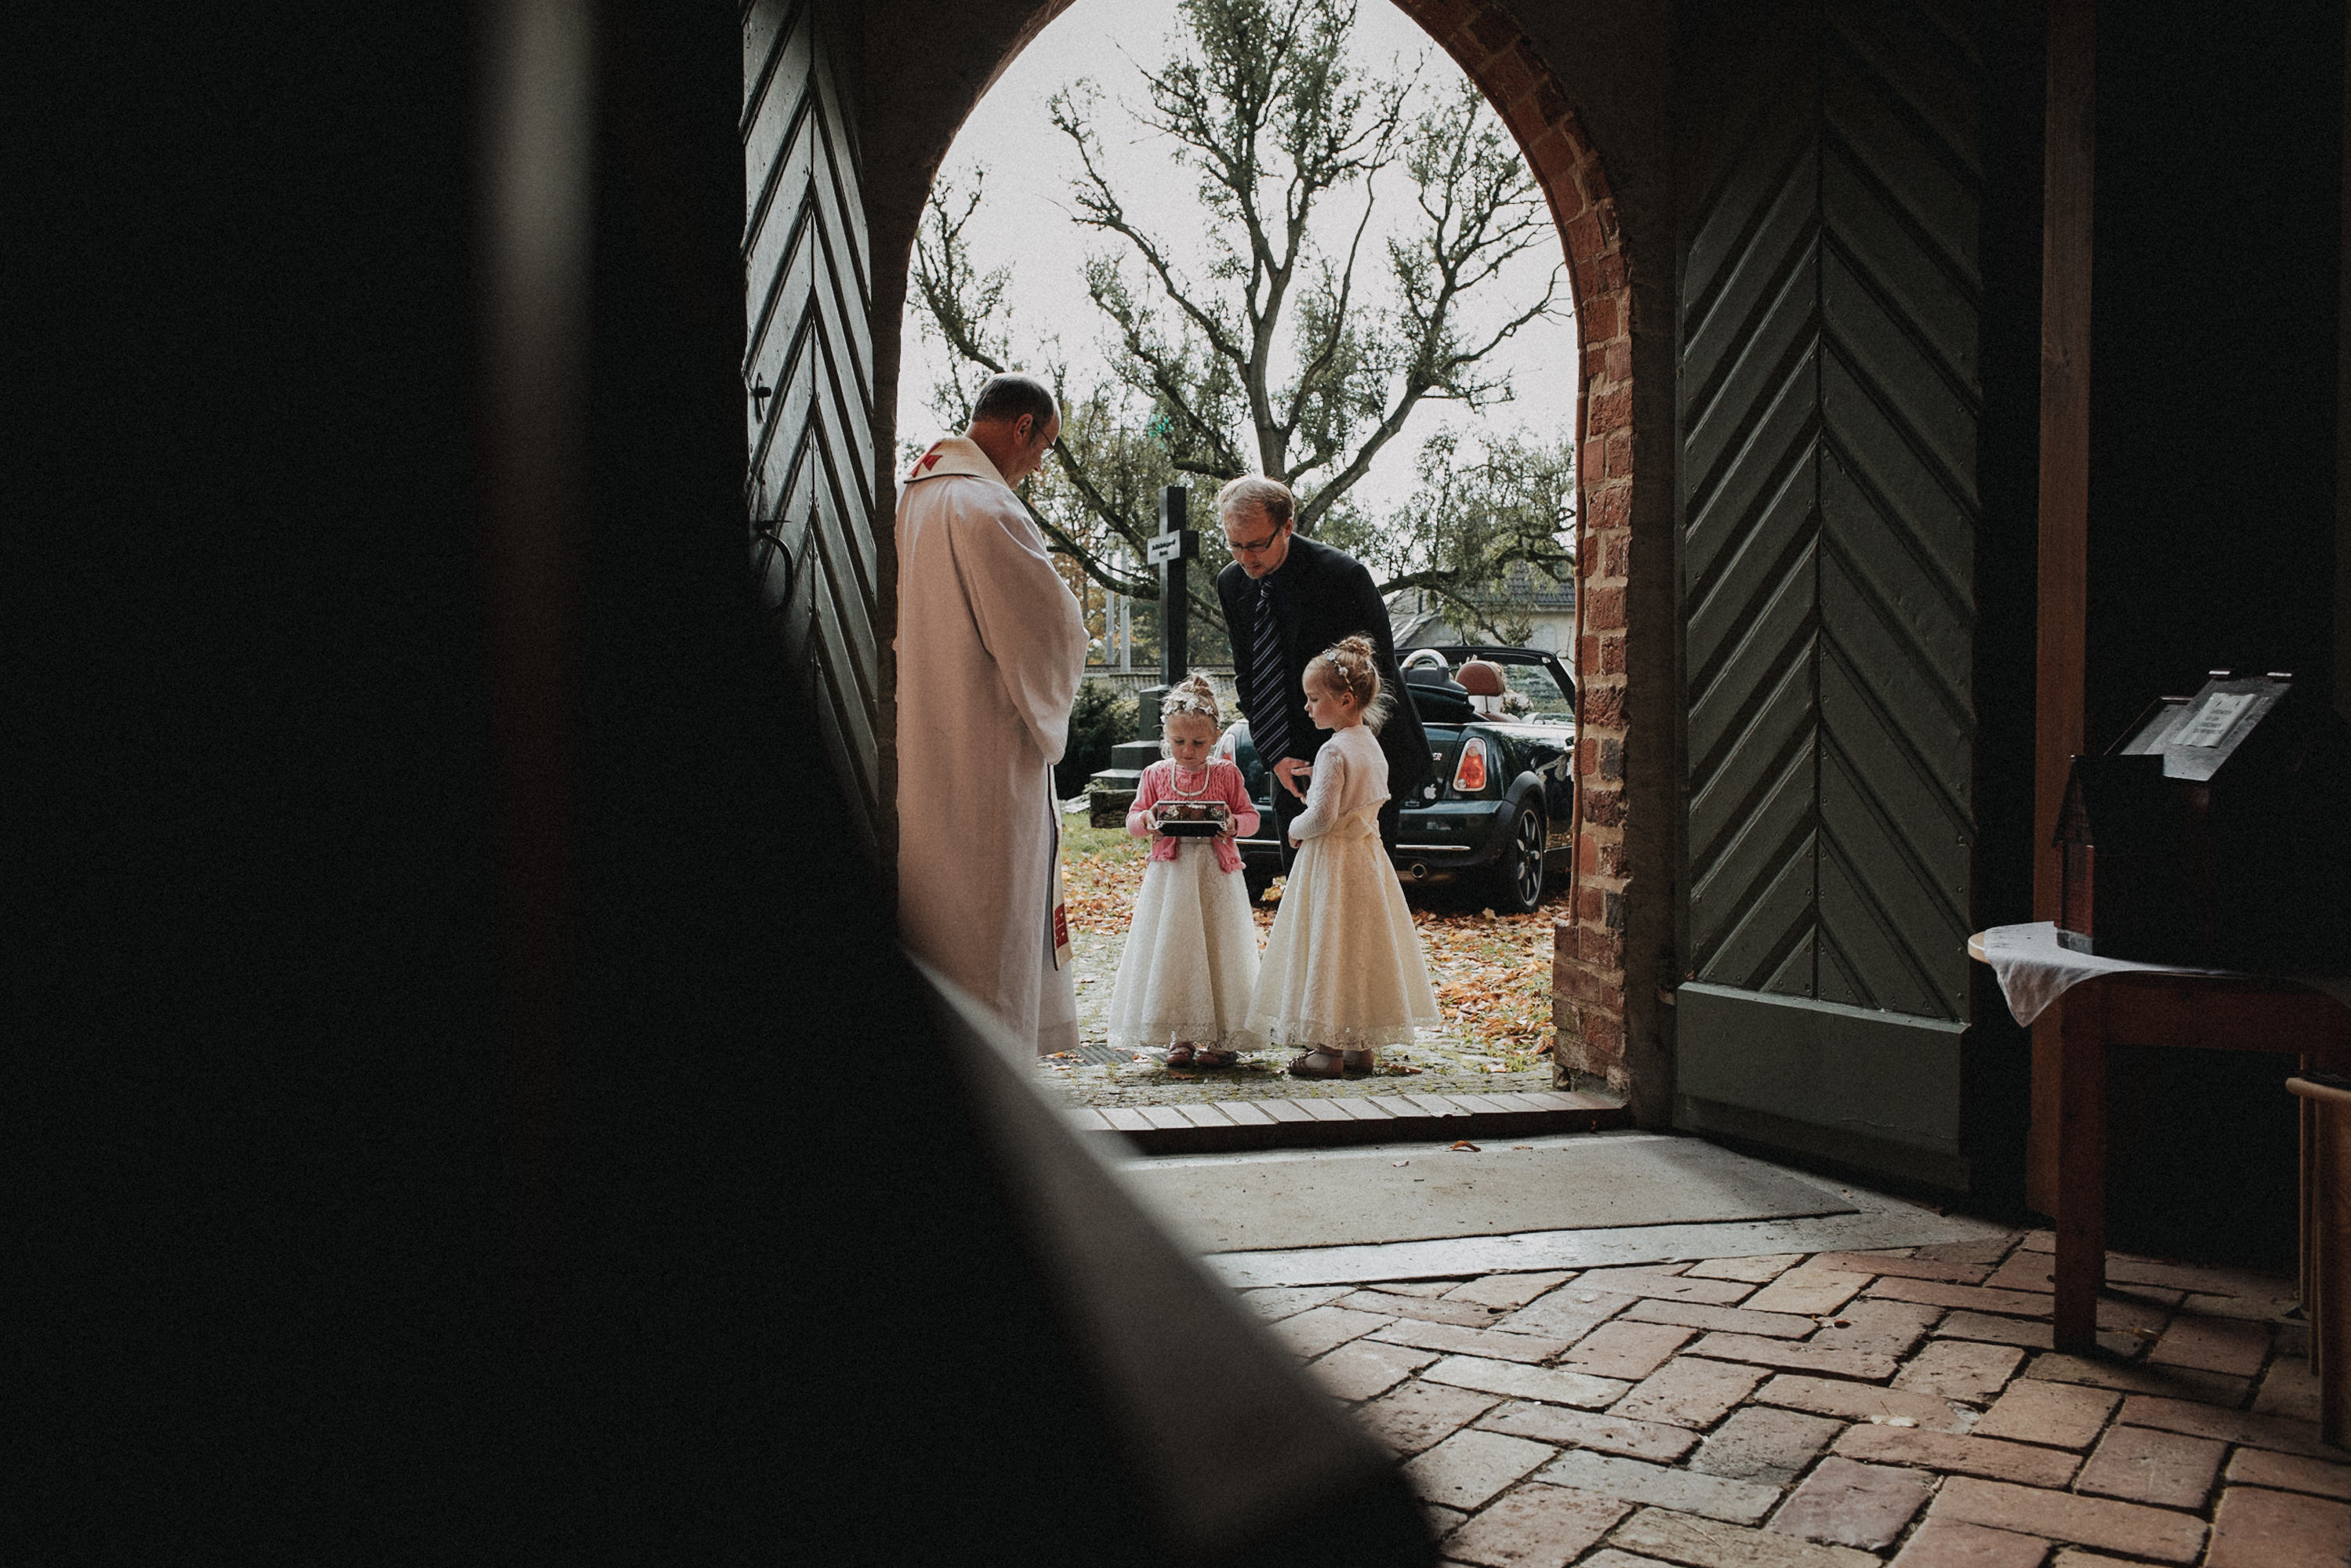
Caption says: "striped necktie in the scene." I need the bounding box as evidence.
[1251,577,1290,765]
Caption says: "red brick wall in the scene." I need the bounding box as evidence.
[1391,0,1634,1093]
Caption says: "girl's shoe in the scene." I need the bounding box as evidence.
[1194,1047,1239,1068]
[1166,1044,1196,1066]
[1341,1051,1376,1078]
[1287,1050,1345,1080]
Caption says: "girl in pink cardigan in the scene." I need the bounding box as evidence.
[1104,673,1264,1066]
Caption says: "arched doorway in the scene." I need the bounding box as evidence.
[742,0,1644,1102]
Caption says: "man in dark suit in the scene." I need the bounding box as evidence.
[1214,477,1431,863]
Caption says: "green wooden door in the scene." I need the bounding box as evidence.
[744,0,887,862]
[1676,0,1981,1188]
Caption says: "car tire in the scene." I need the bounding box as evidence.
[1245,869,1275,906]
[1487,805,1546,913]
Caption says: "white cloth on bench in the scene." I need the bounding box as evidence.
[1976,920,2351,1027]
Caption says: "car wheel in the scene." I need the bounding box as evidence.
[1488,807,1545,913]
[1245,870,1274,906]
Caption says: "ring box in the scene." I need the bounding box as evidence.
[1152,801,1230,838]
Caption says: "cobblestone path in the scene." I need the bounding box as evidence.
[1241,1231,2342,1566]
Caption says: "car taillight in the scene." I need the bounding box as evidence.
[1452,738,1488,794]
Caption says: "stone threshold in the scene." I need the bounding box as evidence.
[1067,1088,1628,1154]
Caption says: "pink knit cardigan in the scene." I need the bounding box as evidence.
[1124,759,1260,873]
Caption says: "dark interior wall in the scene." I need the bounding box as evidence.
[2086,2,2344,743]
[2342,5,2351,728]
[20,3,506,1538]
[1964,0,2051,1215]
[17,1,883,1544]
[2080,0,2346,1266]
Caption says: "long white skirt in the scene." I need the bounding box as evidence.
[1105,841,1264,1051]
[1247,826,1441,1051]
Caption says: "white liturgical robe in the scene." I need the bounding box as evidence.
[895,436,1089,1055]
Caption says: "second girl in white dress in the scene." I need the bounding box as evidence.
[1248,636,1441,1078]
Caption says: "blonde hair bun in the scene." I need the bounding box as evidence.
[1307,636,1395,731]
[1159,671,1223,756]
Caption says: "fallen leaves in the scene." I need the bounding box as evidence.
[1449,1139,1481,1152]
[1417,924,1559,1065]
[1062,834,1147,931]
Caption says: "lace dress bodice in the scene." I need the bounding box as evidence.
[1289,724,1388,842]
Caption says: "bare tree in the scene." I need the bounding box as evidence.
[910,176,1182,604]
[910,0,1569,619]
[1320,427,1575,641]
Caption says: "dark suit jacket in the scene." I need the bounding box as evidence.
[1217,534,1431,803]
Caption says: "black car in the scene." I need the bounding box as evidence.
[1227,646,1577,913]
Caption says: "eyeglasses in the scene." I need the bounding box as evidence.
[1222,527,1284,556]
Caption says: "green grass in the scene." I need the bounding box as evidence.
[1062,808,1146,862]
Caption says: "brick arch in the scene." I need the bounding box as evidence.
[870,0,1638,1090]
[1386,0,1632,1090]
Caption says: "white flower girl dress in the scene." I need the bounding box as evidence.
[1247,724,1439,1052]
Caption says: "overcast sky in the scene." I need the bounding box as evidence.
[895,0,1580,524]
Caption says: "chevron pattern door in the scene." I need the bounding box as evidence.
[1675,0,1981,1187]
[744,0,887,861]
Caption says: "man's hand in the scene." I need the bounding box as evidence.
[1273,756,1313,800]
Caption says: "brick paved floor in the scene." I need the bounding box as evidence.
[1240,1230,2349,1566]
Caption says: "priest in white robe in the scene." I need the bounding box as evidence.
[895,375,1090,1056]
